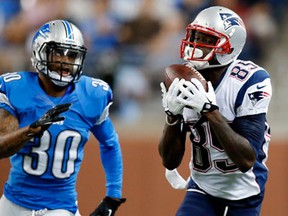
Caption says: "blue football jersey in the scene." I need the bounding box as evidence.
[0,71,123,213]
[182,60,272,200]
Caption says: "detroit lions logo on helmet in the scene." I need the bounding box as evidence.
[32,23,51,42]
[219,13,244,30]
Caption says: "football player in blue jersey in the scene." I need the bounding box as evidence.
[0,20,125,216]
[159,6,272,216]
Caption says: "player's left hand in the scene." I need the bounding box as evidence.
[90,196,126,216]
[160,78,186,116]
[28,103,72,137]
[177,78,218,114]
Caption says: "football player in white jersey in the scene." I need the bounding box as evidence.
[159,6,272,216]
[0,20,125,216]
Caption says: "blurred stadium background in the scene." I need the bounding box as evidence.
[0,0,287,215]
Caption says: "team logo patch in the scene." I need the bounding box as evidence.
[33,23,51,41]
[248,91,270,106]
[219,13,244,30]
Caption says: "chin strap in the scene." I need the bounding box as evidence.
[183,47,203,59]
[184,48,214,70]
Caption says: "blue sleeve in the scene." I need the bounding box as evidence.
[0,75,17,117]
[90,117,123,198]
[232,113,266,156]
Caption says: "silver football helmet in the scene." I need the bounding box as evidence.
[180,6,247,70]
[31,20,87,86]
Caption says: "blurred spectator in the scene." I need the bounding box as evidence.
[67,0,121,87]
[245,2,277,63]
[109,0,143,22]
[3,0,66,44]
[211,0,276,63]
[0,0,21,34]
[175,0,212,23]
[144,9,185,89]
[112,65,150,123]
[0,0,287,124]
[0,0,21,72]
[112,0,162,122]
[117,1,162,65]
[0,0,66,73]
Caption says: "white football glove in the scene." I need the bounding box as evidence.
[177,78,218,114]
[160,78,186,116]
[165,168,189,190]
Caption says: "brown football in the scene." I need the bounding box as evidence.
[164,64,208,91]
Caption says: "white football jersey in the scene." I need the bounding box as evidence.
[183,59,272,200]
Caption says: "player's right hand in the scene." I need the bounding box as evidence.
[160,78,186,116]
[177,79,218,114]
[90,196,126,216]
[28,103,72,137]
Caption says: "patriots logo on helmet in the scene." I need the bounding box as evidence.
[32,23,51,42]
[219,13,244,30]
[248,91,270,106]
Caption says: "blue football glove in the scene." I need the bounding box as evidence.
[90,196,126,216]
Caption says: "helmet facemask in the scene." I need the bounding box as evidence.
[31,20,87,87]
[180,6,247,70]
[180,24,232,70]
[37,42,86,86]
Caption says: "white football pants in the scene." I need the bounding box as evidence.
[0,195,81,216]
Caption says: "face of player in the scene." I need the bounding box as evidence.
[192,31,218,57]
[47,47,81,77]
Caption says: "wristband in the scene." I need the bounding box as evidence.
[166,115,180,126]
[201,103,219,113]
[165,110,176,117]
